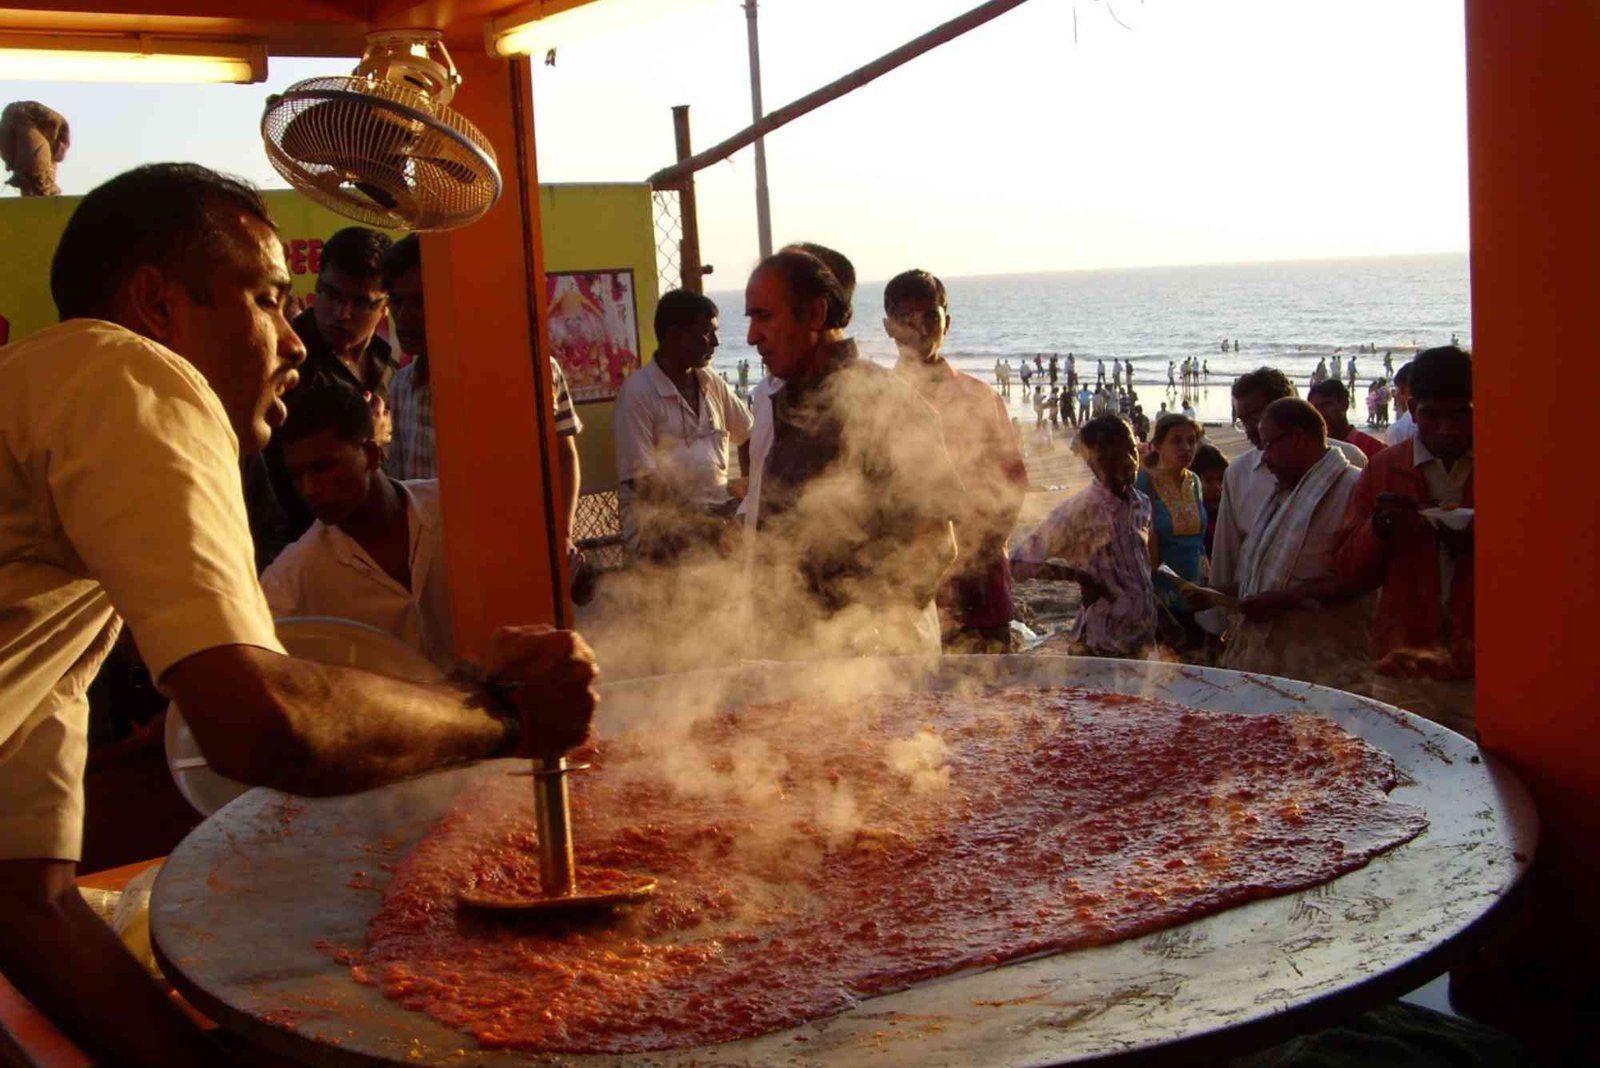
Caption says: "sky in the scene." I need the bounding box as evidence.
[1,0,1470,283]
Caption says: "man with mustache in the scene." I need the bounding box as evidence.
[0,164,597,1065]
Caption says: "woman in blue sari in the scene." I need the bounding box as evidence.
[1136,413,1207,646]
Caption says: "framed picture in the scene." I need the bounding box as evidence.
[545,268,641,403]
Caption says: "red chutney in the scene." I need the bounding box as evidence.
[348,689,1427,1053]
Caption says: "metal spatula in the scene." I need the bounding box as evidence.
[457,757,657,913]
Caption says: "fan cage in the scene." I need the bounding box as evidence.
[262,75,502,231]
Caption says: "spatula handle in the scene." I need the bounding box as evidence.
[531,757,576,897]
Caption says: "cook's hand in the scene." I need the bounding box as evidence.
[1183,584,1234,611]
[1077,573,1110,607]
[364,391,394,449]
[1372,493,1421,540]
[484,625,598,760]
[1238,590,1302,622]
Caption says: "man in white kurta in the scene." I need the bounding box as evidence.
[1211,399,1373,693]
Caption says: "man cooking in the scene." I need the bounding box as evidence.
[0,163,597,1066]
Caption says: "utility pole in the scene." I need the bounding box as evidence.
[671,105,705,293]
[743,0,773,258]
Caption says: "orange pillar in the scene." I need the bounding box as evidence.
[1469,0,1600,930]
[421,49,570,661]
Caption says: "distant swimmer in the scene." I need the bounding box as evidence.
[1167,360,1176,389]
[1312,358,1329,388]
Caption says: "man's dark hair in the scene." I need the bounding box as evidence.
[321,226,393,281]
[381,233,421,288]
[783,241,856,299]
[1262,397,1327,445]
[1393,361,1414,388]
[1307,377,1349,406]
[277,382,375,449]
[758,248,853,330]
[1232,367,1295,403]
[883,269,947,313]
[1190,442,1229,477]
[1076,414,1135,451]
[654,288,719,338]
[1408,346,1471,403]
[51,162,273,321]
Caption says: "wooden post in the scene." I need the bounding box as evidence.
[419,47,570,661]
[1468,0,1600,931]
[671,105,704,294]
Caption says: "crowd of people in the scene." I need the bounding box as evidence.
[1012,352,1473,735]
[0,160,1478,1064]
[596,238,1474,744]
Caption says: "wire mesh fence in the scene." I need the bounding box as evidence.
[652,185,685,300]
[573,488,626,572]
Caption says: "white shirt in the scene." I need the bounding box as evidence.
[738,374,786,531]
[0,321,284,860]
[1208,447,1278,592]
[1388,409,1417,446]
[613,361,753,541]
[261,480,455,672]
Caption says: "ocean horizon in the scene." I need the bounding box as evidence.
[706,251,1470,426]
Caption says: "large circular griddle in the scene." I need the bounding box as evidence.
[151,656,1536,1066]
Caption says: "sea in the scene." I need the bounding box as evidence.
[705,252,1470,425]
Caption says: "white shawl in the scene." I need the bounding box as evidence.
[1236,446,1353,598]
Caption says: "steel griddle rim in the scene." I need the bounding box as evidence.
[150,656,1538,1067]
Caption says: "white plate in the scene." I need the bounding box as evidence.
[165,617,446,816]
[1420,505,1474,530]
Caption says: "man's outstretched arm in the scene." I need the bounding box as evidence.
[162,626,597,796]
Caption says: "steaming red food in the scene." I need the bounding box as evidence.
[349,689,1426,1052]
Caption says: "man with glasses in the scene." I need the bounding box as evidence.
[296,226,396,436]
[1193,398,1371,691]
[274,226,396,538]
[885,269,1026,652]
[1211,368,1367,598]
